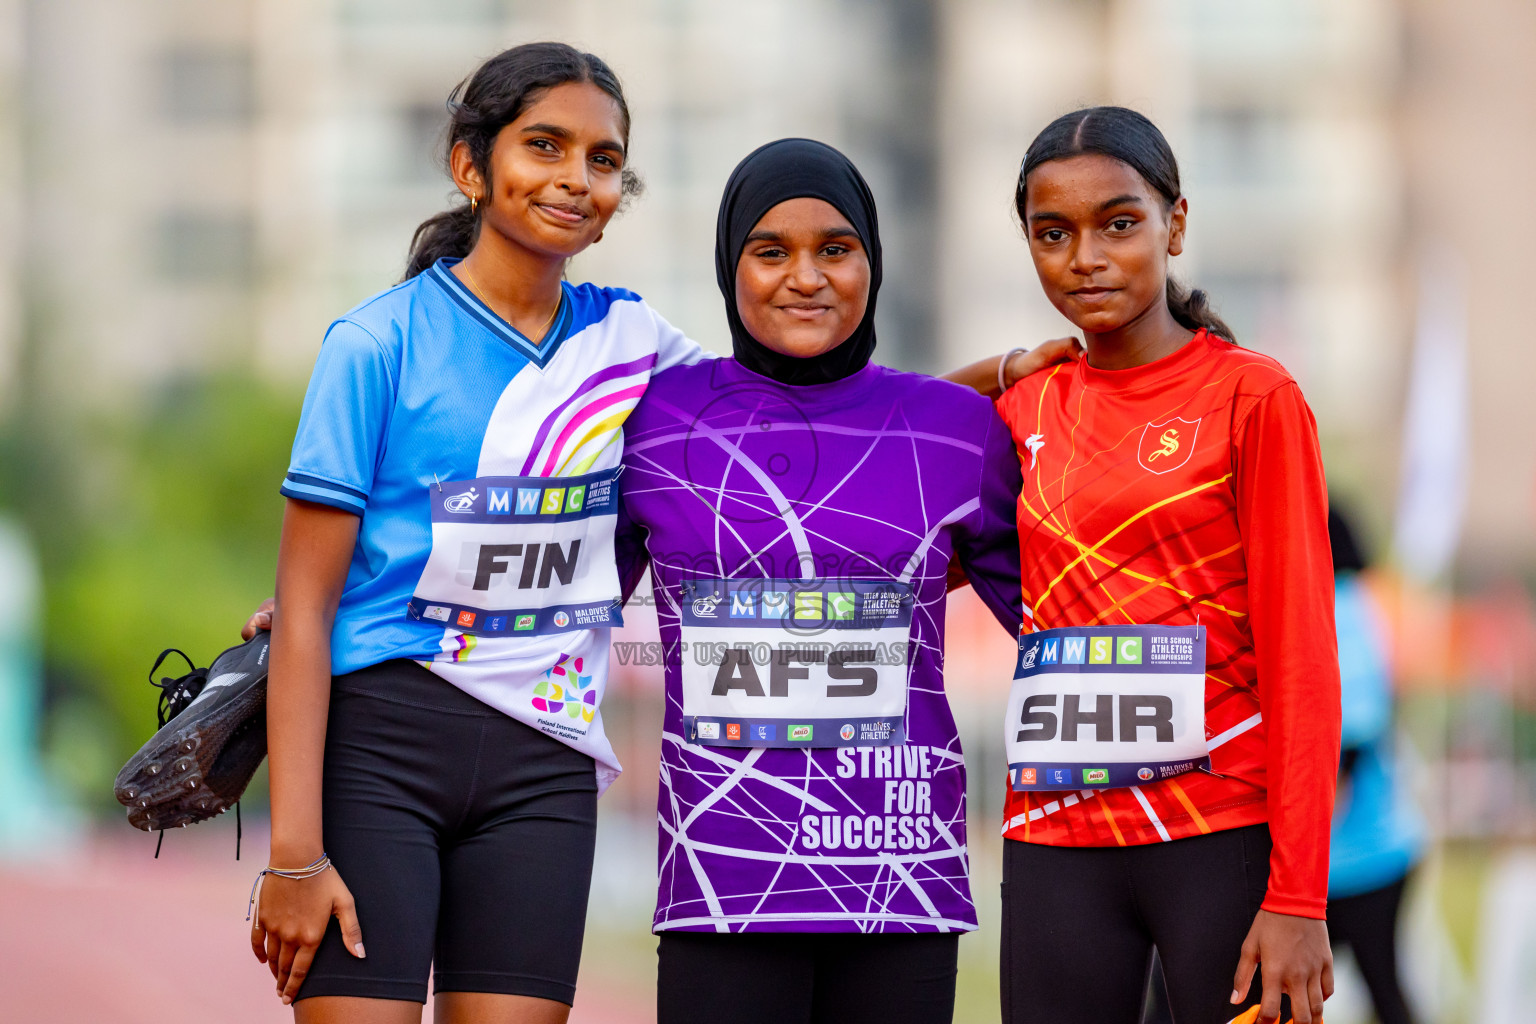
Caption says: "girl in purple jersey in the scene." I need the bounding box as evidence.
[615,139,1027,1024]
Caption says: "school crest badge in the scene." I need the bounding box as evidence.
[1137,417,1200,475]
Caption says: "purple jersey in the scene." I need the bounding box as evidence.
[617,358,1022,933]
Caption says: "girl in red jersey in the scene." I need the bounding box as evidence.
[989,107,1339,1024]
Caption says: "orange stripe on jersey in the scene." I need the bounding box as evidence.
[1164,778,1212,834]
[1094,794,1128,846]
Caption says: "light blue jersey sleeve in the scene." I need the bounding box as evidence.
[281,319,398,515]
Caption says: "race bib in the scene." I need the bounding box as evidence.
[1005,625,1209,790]
[677,578,913,748]
[407,468,623,637]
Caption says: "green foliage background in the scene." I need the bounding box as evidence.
[0,377,298,810]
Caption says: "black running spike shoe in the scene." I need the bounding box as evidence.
[114,631,271,832]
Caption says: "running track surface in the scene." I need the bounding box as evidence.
[0,826,652,1024]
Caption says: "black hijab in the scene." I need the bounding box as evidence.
[714,138,883,386]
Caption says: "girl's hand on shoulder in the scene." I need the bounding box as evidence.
[938,338,1081,397]
[1231,908,1334,1023]
[1005,337,1082,389]
[250,864,365,1004]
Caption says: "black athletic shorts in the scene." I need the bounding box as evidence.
[656,930,960,1024]
[295,660,598,1005]
[1002,823,1289,1024]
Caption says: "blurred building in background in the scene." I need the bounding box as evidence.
[1,2,1534,1022]
[10,0,1532,562]
[10,0,946,401]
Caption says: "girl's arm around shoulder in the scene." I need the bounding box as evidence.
[647,300,716,372]
[577,284,717,373]
[942,336,1083,400]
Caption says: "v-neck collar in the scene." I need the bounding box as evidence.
[428,257,573,369]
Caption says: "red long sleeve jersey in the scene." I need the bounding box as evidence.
[994,330,1340,918]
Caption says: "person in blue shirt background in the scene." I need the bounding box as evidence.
[1141,507,1423,1024]
[1325,504,1424,1024]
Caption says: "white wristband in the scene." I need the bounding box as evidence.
[998,347,1028,394]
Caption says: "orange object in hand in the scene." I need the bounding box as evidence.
[1227,1008,1321,1024]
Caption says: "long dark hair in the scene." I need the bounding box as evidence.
[1015,106,1235,342]
[403,42,641,280]
[1328,503,1369,574]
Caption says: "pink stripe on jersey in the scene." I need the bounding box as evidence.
[537,383,648,477]
[519,354,657,475]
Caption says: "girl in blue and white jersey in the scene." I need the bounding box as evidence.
[245,43,703,1024]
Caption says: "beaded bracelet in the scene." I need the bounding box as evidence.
[247,853,333,921]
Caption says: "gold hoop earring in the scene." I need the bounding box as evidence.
[470,194,479,215]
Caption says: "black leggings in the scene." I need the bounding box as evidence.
[297,660,597,1004]
[1327,876,1415,1024]
[1002,824,1285,1024]
[657,930,959,1024]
